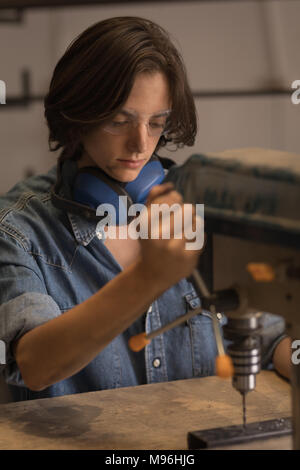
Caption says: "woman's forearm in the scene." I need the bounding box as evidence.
[13,258,166,391]
[272,337,292,380]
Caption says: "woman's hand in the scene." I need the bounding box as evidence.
[136,182,203,289]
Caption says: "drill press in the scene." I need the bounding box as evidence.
[164,148,300,449]
[189,270,263,430]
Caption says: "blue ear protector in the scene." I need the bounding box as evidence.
[72,156,169,224]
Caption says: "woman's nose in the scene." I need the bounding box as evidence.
[127,123,148,154]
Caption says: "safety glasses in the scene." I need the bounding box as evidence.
[102,108,172,137]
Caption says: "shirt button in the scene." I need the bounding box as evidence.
[96,229,106,241]
[152,358,161,368]
[190,299,199,309]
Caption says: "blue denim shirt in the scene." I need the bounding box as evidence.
[0,159,286,402]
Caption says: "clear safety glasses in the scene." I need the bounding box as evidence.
[102,108,172,137]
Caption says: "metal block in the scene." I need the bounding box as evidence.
[187,417,292,449]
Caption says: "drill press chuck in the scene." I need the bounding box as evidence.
[223,312,262,395]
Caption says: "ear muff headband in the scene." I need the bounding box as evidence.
[124,159,165,204]
[72,157,165,224]
[73,169,134,225]
[51,155,176,225]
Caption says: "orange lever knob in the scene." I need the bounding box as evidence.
[128,332,151,352]
[216,354,234,378]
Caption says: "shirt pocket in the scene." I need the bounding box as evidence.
[183,288,226,377]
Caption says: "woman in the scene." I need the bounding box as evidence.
[0,17,288,402]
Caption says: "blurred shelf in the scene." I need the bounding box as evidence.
[0,0,291,10]
[0,88,293,110]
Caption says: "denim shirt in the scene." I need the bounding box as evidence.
[0,159,286,402]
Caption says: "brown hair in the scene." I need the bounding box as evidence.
[44,16,197,162]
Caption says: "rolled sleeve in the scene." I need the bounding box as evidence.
[222,312,287,371]
[0,292,61,386]
[259,312,287,370]
[0,230,61,386]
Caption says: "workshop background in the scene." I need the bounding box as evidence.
[0,0,299,194]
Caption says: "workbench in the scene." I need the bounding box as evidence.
[0,371,291,450]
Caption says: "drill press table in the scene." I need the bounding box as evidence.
[0,370,291,450]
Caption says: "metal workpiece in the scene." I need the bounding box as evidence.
[188,417,292,449]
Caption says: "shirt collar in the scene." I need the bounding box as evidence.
[54,159,105,246]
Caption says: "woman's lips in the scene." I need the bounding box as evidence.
[117,159,145,168]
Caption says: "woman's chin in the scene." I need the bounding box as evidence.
[110,168,142,183]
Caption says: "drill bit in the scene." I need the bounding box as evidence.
[242,392,247,430]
